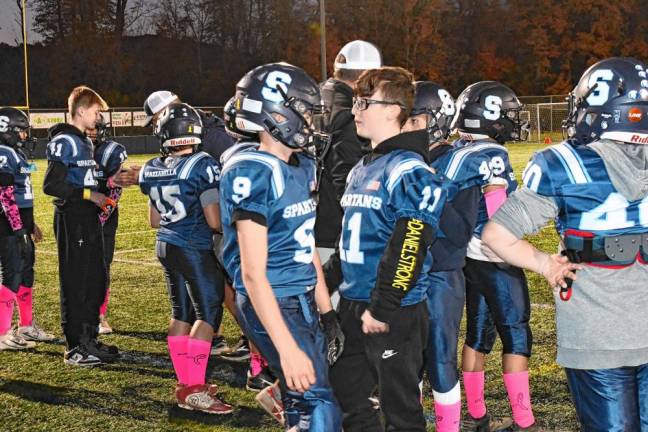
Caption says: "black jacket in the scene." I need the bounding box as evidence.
[315,78,370,247]
[198,111,234,163]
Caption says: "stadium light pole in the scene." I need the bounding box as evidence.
[21,0,30,110]
[320,0,327,82]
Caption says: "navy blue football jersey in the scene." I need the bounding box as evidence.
[220,149,318,298]
[94,140,128,180]
[139,152,220,250]
[46,133,98,189]
[0,145,33,208]
[523,141,648,238]
[338,150,448,305]
[433,138,517,236]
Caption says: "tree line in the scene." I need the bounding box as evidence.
[1,0,647,108]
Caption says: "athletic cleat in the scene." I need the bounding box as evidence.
[64,345,103,366]
[86,339,119,362]
[175,383,233,415]
[462,414,513,431]
[17,323,56,341]
[218,335,250,362]
[462,413,491,431]
[255,381,284,425]
[210,335,229,356]
[246,366,276,392]
[493,421,539,431]
[369,396,380,410]
[0,332,36,350]
[98,315,113,334]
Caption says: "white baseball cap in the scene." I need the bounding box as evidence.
[334,40,382,70]
[143,90,179,126]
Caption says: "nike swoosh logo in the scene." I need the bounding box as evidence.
[382,350,398,359]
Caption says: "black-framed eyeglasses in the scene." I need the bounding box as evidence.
[353,97,406,111]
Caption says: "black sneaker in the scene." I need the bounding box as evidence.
[218,335,250,362]
[246,366,276,392]
[461,413,491,432]
[64,345,103,367]
[211,335,230,356]
[86,339,120,362]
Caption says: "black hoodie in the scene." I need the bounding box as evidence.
[43,123,90,207]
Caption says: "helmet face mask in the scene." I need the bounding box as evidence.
[154,103,203,156]
[563,57,648,145]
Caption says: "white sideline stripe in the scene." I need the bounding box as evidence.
[114,248,148,254]
[36,249,160,268]
[37,229,156,245]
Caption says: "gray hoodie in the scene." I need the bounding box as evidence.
[492,139,648,369]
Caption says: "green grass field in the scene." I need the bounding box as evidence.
[0,143,579,431]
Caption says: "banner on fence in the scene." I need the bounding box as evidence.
[111,111,133,127]
[30,112,66,129]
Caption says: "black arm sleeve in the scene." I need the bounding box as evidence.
[232,208,267,227]
[43,161,83,202]
[437,185,481,248]
[368,217,436,324]
[0,173,14,187]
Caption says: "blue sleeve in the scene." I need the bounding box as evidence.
[221,162,273,221]
[522,151,555,197]
[386,159,448,228]
[103,142,128,177]
[0,148,17,175]
[195,157,221,193]
[138,162,151,196]
[46,136,77,164]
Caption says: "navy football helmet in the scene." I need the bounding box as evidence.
[451,81,529,144]
[154,103,203,155]
[223,96,257,141]
[234,62,325,151]
[0,107,35,152]
[564,57,648,144]
[410,81,456,144]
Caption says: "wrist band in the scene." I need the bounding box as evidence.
[83,188,91,200]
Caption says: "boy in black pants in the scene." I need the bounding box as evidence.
[44,86,118,366]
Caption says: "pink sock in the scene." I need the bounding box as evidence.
[503,371,535,428]
[167,335,189,384]
[185,338,212,386]
[0,286,16,335]
[99,287,110,316]
[16,285,33,327]
[463,371,486,419]
[250,352,264,376]
[435,401,461,432]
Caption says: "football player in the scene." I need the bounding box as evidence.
[0,107,54,350]
[138,102,232,414]
[483,57,648,431]
[329,67,449,432]
[220,62,342,431]
[44,86,118,366]
[401,82,480,432]
[87,120,128,335]
[433,81,534,431]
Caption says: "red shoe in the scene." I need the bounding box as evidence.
[255,381,284,425]
[175,383,233,415]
